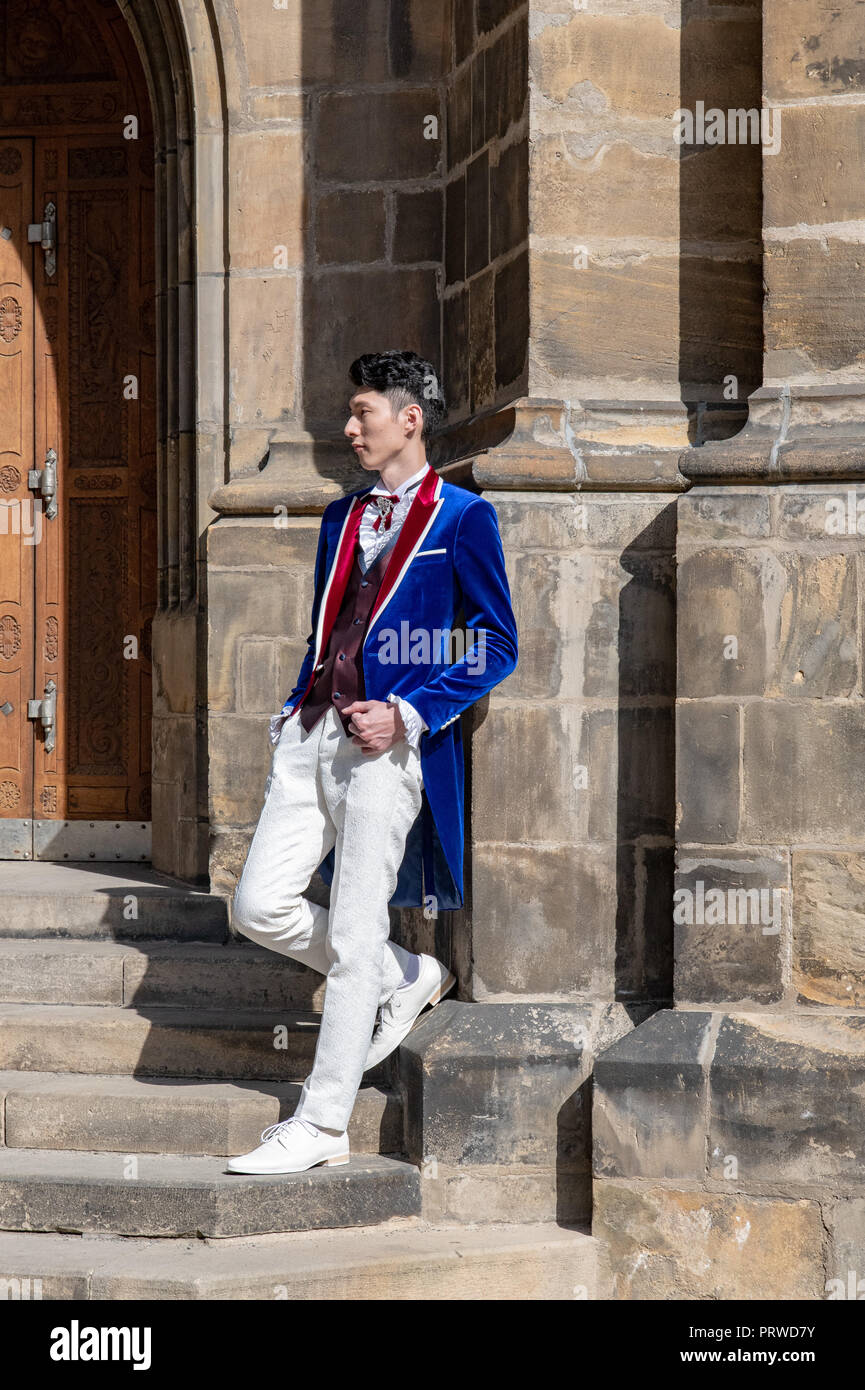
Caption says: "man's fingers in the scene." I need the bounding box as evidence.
[352,735,394,754]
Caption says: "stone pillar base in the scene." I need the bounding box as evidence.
[593,1008,865,1299]
[680,385,865,484]
[397,999,636,1225]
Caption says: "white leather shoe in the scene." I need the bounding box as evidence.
[363,954,456,1072]
[225,1115,350,1174]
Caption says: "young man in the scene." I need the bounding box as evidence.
[228,350,518,1174]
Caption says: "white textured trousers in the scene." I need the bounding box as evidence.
[230,705,424,1133]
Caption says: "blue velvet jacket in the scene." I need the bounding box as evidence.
[268,465,519,909]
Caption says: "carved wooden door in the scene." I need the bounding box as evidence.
[0,7,156,860]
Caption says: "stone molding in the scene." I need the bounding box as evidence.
[207,397,697,513]
[681,385,865,484]
[206,430,484,515]
[470,398,691,492]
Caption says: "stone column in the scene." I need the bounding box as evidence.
[403,0,696,1226]
[594,0,865,1298]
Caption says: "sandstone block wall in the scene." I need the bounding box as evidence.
[206,517,317,893]
[676,484,865,1009]
[222,0,449,479]
[470,491,675,1005]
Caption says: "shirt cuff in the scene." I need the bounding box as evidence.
[269,708,295,747]
[387,693,427,749]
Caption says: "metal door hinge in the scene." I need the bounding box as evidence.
[28,678,57,754]
[28,447,57,519]
[27,201,56,277]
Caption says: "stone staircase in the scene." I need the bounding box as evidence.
[0,864,597,1298]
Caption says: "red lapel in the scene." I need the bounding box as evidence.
[316,493,369,665]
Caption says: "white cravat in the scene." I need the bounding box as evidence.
[358,463,429,566]
[358,464,431,750]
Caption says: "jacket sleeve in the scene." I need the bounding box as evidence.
[400,497,518,736]
[284,504,333,711]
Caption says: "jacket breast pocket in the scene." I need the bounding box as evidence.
[411,548,448,565]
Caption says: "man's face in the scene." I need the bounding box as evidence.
[345,389,417,472]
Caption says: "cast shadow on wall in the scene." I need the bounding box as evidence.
[679,0,764,444]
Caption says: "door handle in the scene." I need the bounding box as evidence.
[28,447,57,520]
[28,678,57,754]
[27,201,57,278]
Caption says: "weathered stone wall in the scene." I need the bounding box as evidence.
[593,1005,865,1300]
[528,0,761,423]
[593,0,865,1299]
[471,491,675,1005]
[762,0,865,386]
[223,0,447,472]
[676,485,863,1008]
[206,517,317,891]
[594,470,865,1295]
[529,1,684,405]
[444,0,528,415]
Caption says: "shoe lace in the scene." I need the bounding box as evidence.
[373,996,400,1035]
[260,1115,319,1145]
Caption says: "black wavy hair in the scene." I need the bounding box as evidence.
[348,350,446,443]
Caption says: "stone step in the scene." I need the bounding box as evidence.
[0,862,228,941]
[0,1222,597,1298]
[0,939,324,1010]
[0,1004,391,1084]
[0,1148,420,1238]
[0,1072,402,1157]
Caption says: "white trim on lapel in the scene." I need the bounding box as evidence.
[363,473,444,651]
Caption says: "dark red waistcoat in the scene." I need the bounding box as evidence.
[299,540,392,736]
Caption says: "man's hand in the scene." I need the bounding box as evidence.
[342,699,406,753]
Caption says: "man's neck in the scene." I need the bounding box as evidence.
[376,455,428,493]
